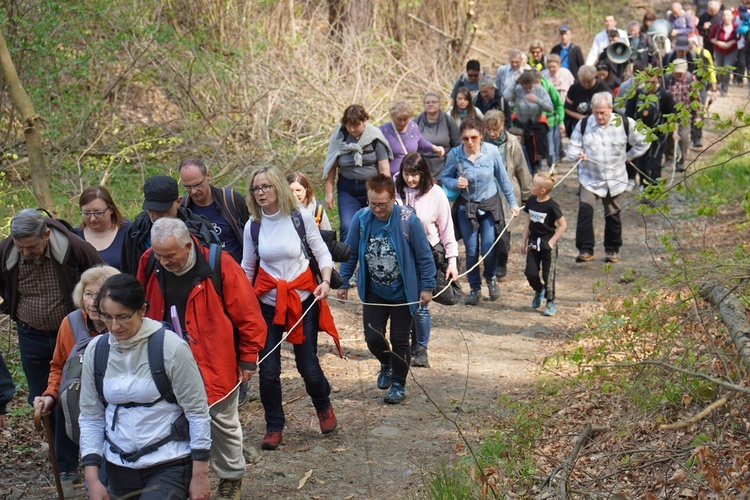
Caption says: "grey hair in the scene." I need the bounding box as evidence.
[423,91,442,104]
[389,98,414,119]
[707,0,720,9]
[509,48,523,60]
[151,217,191,247]
[72,264,120,309]
[178,157,208,175]
[478,76,495,88]
[627,20,640,31]
[591,91,613,108]
[10,209,47,239]
[577,65,598,82]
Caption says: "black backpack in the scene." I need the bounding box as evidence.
[250,210,345,289]
[93,329,191,463]
[579,111,631,151]
[59,318,177,444]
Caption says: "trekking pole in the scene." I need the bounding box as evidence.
[34,407,64,500]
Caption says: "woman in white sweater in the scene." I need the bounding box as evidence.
[79,274,211,500]
[242,167,341,452]
[395,153,459,368]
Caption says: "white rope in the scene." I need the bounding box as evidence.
[256,296,320,366]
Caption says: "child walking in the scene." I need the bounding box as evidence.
[521,172,567,316]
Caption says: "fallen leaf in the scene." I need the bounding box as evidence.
[667,468,687,484]
[298,469,313,490]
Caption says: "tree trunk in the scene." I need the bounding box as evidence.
[0,29,54,212]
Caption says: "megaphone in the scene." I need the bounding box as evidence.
[648,19,673,46]
[606,40,632,64]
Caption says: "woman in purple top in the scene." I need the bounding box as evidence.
[380,99,445,176]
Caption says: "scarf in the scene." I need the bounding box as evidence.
[253,266,342,357]
[322,123,393,179]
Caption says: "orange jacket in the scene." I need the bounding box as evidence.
[254,266,342,356]
[137,238,267,405]
[43,310,102,404]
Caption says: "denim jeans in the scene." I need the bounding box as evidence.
[362,292,412,386]
[337,176,369,243]
[456,203,499,290]
[546,124,562,165]
[17,322,80,473]
[413,305,431,348]
[258,297,331,432]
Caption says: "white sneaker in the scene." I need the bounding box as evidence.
[625,178,636,192]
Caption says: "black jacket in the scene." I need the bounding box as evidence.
[551,43,585,81]
[180,185,249,262]
[120,207,220,275]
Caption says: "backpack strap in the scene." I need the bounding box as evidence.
[220,187,242,227]
[180,195,190,208]
[208,243,222,298]
[66,310,90,346]
[147,328,176,404]
[93,333,111,405]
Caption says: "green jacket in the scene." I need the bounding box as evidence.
[541,77,565,127]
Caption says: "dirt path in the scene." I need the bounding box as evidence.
[234,86,748,499]
[0,88,745,500]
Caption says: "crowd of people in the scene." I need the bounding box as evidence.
[0,3,741,498]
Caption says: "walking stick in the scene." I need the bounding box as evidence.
[34,407,64,500]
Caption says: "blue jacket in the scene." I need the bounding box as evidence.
[339,204,436,314]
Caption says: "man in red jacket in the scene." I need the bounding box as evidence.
[137,217,267,500]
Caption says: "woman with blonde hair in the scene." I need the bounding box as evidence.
[243,166,341,450]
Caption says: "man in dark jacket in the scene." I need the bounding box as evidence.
[178,157,248,263]
[120,175,219,274]
[0,208,102,484]
[473,76,512,126]
[551,24,585,81]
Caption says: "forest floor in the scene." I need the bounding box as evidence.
[0,85,746,499]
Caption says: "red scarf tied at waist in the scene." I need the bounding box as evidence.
[253,266,342,357]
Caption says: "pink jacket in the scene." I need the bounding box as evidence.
[397,184,459,267]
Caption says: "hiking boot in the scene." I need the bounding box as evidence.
[465,288,481,306]
[576,252,594,263]
[384,382,406,404]
[675,163,686,172]
[217,478,242,500]
[604,252,619,263]
[260,431,283,450]
[237,381,249,407]
[531,288,546,309]
[487,277,500,301]
[60,471,80,498]
[317,406,337,434]
[543,302,557,317]
[377,363,392,390]
[412,346,429,368]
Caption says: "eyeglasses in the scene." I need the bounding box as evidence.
[182,178,207,191]
[461,134,481,142]
[99,310,138,323]
[80,209,109,218]
[367,201,391,210]
[83,292,98,301]
[250,184,274,195]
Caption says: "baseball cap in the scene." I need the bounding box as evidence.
[675,36,689,51]
[673,58,688,74]
[142,175,179,211]
[559,23,571,32]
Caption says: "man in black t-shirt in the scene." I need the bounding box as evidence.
[564,65,613,137]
